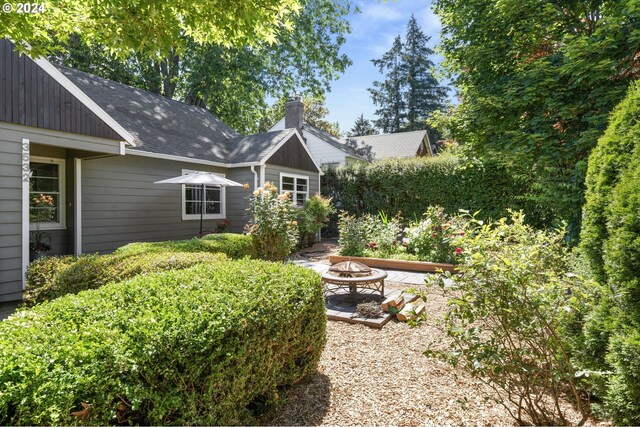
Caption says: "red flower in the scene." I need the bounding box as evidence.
[455,247,463,254]
[368,241,378,249]
[460,232,465,236]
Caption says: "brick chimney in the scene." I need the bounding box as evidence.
[284,95,303,132]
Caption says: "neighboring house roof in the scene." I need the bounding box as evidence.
[269,116,366,161]
[302,125,366,160]
[54,65,243,163]
[348,130,430,160]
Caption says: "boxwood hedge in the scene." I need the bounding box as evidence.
[24,251,229,306]
[115,233,256,259]
[1,260,325,425]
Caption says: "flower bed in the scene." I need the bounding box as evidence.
[337,206,466,266]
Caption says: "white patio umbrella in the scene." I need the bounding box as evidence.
[154,172,243,236]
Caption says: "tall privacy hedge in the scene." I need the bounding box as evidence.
[322,154,548,230]
[1,260,325,425]
[575,82,640,424]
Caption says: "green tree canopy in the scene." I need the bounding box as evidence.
[433,0,640,237]
[368,16,447,133]
[369,36,406,133]
[46,0,354,134]
[2,0,302,58]
[402,14,448,131]
[348,114,378,136]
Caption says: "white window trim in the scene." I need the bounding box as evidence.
[181,169,226,220]
[279,172,310,206]
[29,156,66,231]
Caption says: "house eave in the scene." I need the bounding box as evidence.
[125,149,260,168]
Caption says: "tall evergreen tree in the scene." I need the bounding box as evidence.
[368,36,406,133]
[402,14,447,130]
[349,114,378,136]
[368,17,447,133]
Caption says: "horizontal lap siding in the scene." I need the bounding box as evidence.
[0,136,23,301]
[305,132,350,166]
[81,155,228,253]
[226,168,254,233]
[264,165,320,196]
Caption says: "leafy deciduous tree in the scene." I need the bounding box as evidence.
[433,0,640,238]
[2,0,302,58]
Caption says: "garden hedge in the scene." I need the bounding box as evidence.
[1,260,326,425]
[321,153,549,233]
[115,233,256,259]
[24,251,228,306]
[572,82,640,424]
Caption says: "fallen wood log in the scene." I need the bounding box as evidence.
[397,302,426,322]
[381,294,404,312]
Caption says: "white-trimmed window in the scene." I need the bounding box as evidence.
[181,169,226,220]
[280,172,309,206]
[29,157,65,230]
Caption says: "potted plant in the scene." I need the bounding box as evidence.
[29,193,54,261]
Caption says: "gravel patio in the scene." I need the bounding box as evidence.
[271,242,609,426]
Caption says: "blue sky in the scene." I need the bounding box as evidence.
[323,0,448,134]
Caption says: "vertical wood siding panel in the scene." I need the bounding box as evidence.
[0,42,6,122]
[11,49,19,124]
[4,43,12,123]
[18,54,26,125]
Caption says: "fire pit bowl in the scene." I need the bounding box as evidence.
[322,261,387,302]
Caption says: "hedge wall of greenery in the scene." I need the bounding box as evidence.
[1,260,325,425]
[574,82,640,424]
[115,233,256,259]
[322,153,549,231]
[24,251,228,306]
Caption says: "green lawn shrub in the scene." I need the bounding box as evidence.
[573,82,640,423]
[245,183,299,261]
[322,153,549,232]
[429,211,595,425]
[24,251,228,306]
[1,260,326,425]
[115,233,256,259]
[297,194,335,248]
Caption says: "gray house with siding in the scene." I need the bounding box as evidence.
[0,40,322,303]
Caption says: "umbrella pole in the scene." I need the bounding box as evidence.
[199,183,204,237]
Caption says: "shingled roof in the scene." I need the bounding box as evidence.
[55,64,295,165]
[348,130,430,160]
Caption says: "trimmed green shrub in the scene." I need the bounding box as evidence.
[322,153,549,230]
[24,251,229,306]
[570,82,640,423]
[115,233,256,259]
[580,81,640,283]
[430,211,595,425]
[1,260,326,425]
[297,194,335,248]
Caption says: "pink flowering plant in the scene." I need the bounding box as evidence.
[245,182,299,262]
[403,206,467,263]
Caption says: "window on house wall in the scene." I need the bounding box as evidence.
[280,173,309,206]
[29,157,65,230]
[181,169,226,220]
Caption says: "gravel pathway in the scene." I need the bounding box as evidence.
[269,285,608,426]
[274,241,607,426]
